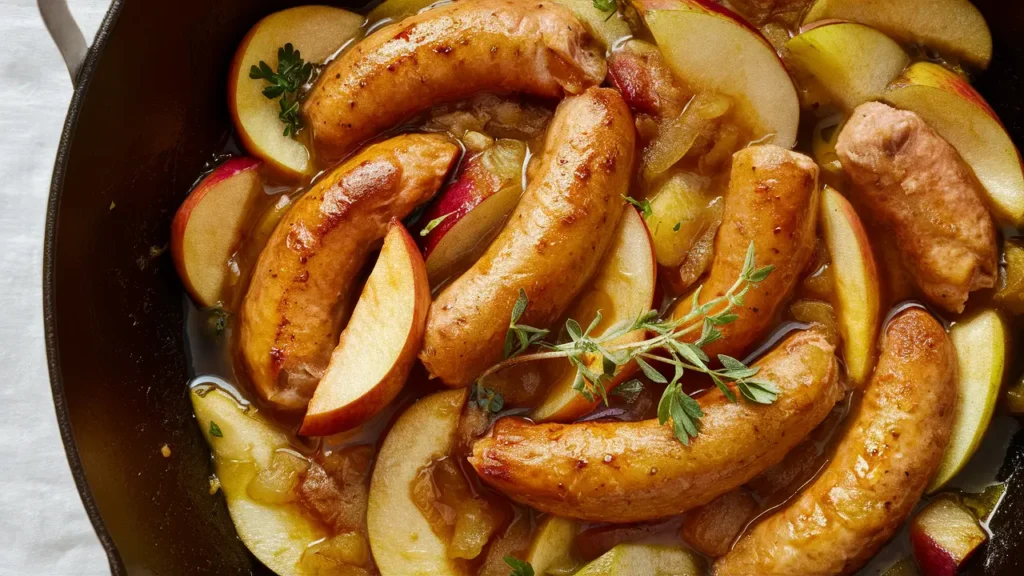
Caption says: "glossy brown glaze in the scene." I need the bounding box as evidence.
[837,102,998,314]
[240,134,458,409]
[715,308,957,576]
[419,87,634,387]
[671,145,819,360]
[304,0,606,160]
[469,326,842,523]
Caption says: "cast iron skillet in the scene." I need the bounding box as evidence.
[40,0,1024,573]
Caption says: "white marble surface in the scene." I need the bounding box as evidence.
[0,0,113,574]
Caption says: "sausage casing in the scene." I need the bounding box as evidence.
[672,145,819,360]
[240,134,458,409]
[715,307,957,576]
[304,0,606,159]
[469,326,842,523]
[419,87,635,387]
[837,102,997,313]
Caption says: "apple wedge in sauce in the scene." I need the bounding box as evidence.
[300,222,431,436]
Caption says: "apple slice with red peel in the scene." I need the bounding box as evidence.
[634,0,800,148]
[803,0,992,69]
[419,139,527,286]
[229,6,363,178]
[530,207,657,422]
[300,221,431,436]
[928,309,1007,492]
[883,62,1024,225]
[785,22,909,112]
[367,389,468,576]
[910,498,987,576]
[171,158,263,308]
[819,186,880,385]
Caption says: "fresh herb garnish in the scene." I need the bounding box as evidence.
[473,383,505,413]
[504,556,535,576]
[623,195,653,220]
[476,243,776,445]
[593,0,618,20]
[673,221,682,232]
[611,379,645,403]
[209,307,230,336]
[209,421,224,438]
[420,212,454,236]
[249,43,314,137]
[504,289,550,359]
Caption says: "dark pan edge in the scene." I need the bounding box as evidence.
[42,1,126,573]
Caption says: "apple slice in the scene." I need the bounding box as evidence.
[368,0,436,24]
[646,172,718,268]
[819,186,880,385]
[928,309,1007,492]
[529,207,657,422]
[910,498,987,576]
[367,389,468,576]
[883,62,1024,225]
[171,158,263,308]
[575,544,705,576]
[635,0,800,148]
[301,221,431,436]
[419,139,527,286]
[994,238,1024,314]
[190,386,324,575]
[803,0,992,69]
[525,516,579,574]
[555,0,631,49]
[785,22,909,112]
[229,6,364,178]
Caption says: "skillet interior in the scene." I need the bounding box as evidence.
[43,0,1024,574]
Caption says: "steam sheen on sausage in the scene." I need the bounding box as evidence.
[240,134,459,409]
[469,326,843,523]
[419,87,635,387]
[715,307,957,576]
[304,0,606,160]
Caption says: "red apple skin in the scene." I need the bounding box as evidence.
[299,221,432,436]
[418,155,503,258]
[910,530,959,576]
[170,157,262,307]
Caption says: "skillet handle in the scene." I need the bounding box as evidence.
[37,0,88,83]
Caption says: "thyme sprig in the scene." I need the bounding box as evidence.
[477,243,777,445]
[249,43,313,137]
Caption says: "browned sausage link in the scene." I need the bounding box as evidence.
[304,0,606,160]
[240,134,459,409]
[469,326,843,523]
[715,307,957,576]
[419,87,635,387]
[671,145,819,360]
[837,102,997,313]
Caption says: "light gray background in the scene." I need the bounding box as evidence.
[1,0,114,574]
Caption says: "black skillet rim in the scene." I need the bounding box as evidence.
[42,0,127,573]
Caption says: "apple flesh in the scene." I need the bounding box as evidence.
[785,22,909,112]
[928,309,1007,492]
[803,0,992,69]
[646,172,719,268]
[171,158,263,308]
[229,6,364,177]
[367,0,436,24]
[883,62,1024,225]
[301,222,431,436]
[366,388,468,576]
[530,207,657,422]
[819,186,880,385]
[575,544,705,576]
[419,139,527,286]
[190,386,324,575]
[635,0,800,148]
[524,516,579,574]
[910,498,987,576]
[554,0,631,49]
